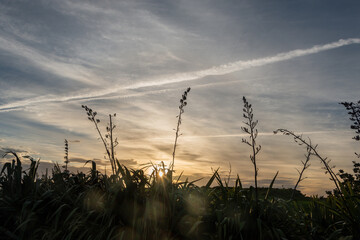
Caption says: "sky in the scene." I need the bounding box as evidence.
[0,0,360,195]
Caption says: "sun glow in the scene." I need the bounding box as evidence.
[159,170,164,177]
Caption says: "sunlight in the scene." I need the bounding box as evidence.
[158,170,164,177]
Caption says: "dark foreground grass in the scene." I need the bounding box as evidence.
[1,94,360,239]
[0,156,359,240]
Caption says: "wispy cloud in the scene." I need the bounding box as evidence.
[0,38,359,112]
[126,130,342,141]
[0,76,271,112]
[0,35,100,86]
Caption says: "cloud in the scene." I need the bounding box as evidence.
[67,156,138,167]
[143,130,339,141]
[0,35,100,86]
[0,38,359,113]
[119,159,138,168]
[68,157,101,165]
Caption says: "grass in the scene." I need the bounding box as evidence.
[1,89,360,239]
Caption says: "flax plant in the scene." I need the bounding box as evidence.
[106,113,118,168]
[170,87,191,175]
[241,96,261,202]
[274,129,341,194]
[63,139,69,173]
[274,129,357,229]
[291,149,311,200]
[82,105,118,174]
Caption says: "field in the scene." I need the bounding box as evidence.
[1,92,359,240]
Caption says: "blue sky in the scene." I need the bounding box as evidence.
[0,0,359,195]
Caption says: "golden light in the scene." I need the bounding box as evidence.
[159,170,164,177]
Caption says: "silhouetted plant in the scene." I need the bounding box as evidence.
[273,129,358,231]
[241,96,261,202]
[335,161,360,195]
[170,87,191,174]
[82,105,118,174]
[63,139,69,173]
[106,113,118,167]
[274,129,341,194]
[331,100,360,196]
[291,149,311,200]
[340,100,360,157]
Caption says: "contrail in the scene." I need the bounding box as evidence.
[0,38,359,112]
[76,76,274,102]
[125,38,360,89]
[0,76,276,112]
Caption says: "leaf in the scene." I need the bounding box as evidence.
[206,168,219,189]
[265,171,279,200]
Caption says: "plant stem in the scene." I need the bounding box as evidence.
[250,123,258,202]
[291,150,311,200]
[171,107,182,173]
[170,88,190,175]
[109,114,116,173]
[93,116,114,175]
[274,128,355,222]
[241,97,260,203]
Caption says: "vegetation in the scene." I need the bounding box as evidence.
[241,96,262,203]
[171,87,191,176]
[1,90,360,239]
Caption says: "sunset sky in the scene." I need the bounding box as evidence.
[1,1,360,195]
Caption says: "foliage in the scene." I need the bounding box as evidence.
[2,153,355,240]
[337,161,360,195]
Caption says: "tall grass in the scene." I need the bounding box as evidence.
[1,92,360,239]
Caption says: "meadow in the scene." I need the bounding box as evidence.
[0,89,359,240]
